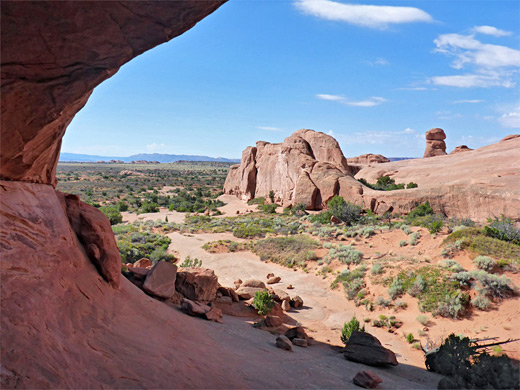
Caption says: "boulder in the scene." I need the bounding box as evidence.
[266,273,274,279]
[180,298,210,317]
[134,258,152,268]
[58,193,121,288]
[292,338,308,347]
[352,371,383,389]
[281,300,291,312]
[217,286,239,302]
[267,276,281,285]
[449,145,473,154]
[175,268,218,303]
[275,335,293,351]
[241,279,267,289]
[143,261,178,299]
[423,128,447,158]
[234,279,243,289]
[285,326,309,342]
[127,267,149,280]
[264,315,283,328]
[290,296,304,308]
[235,286,266,300]
[204,307,223,323]
[343,332,398,367]
[271,289,290,302]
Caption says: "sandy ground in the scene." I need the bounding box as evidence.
[122,207,185,224]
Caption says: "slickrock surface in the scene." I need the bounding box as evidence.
[347,154,390,165]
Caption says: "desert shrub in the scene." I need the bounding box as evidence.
[388,278,404,300]
[233,226,265,239]
[470,270,514,298]
[291,202,307,216]
[409,231,421,246]
[148,248,176,264]
[253,235,319,268]
[399,240,407,247]
[426,334,519,390]
[434,291,469,318]
[179,255,202,267]
[371,263,384,275]
[140,201,159,213]
[345,278,365,300]
[116,200,129,212]
[116,228,172,264]
[248,197,265,205]
[416,314,429,326]
[308,210,333,224]
[451,271,472,287]
[472,294,491,311]
[375,296,392,307]
[473,255,496,271]
[100,205,123,225]
[440,259,465,272]
[328,196,361,225]
[406,201,433,222]
[394,300,408,310]
[406,333,414,343]
[406,182,418,189]
[359,176,407,191]
[268,190,275,203]
[407,275,426,296]
[328,244,363,265]
[252,291,275,315]
[341,316,364,345]
[484,215,520,245]
[331,265,366,290]
[401,225,411,235]
[261,203,278,214]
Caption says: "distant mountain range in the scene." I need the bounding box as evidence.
[59,152,240,163]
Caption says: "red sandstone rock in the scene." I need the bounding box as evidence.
[134,258,152,268]
[275,335,293,351]
[175,268,219,303]
[58,192,121,288]
[353,370,383,388]
[143,261,178,299]
[264,315,283,328]
[449,145,473,154]
[423,128,447,158]
[347,154,390,165]
[501,134,520,142]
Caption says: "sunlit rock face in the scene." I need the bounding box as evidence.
[423,128,447,158]
[224,129,364,209]
[1,1,226,186]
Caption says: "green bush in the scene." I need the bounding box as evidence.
[252,291,275,315]
[434,292,469,318]
[406,201,433,221]
[416,314,429,326]
[406,182,418,189]
[100,205,123,225]
[406,333,414,343]
[117,200,129,212]
[253,235,319,268]
[140,201,159,213]
[291,202,307,216]
[328,244,363,265]
[388,278,404,300]
[473,255,496,271]
[327,196,361,225]
[115,228,172,264]
[261,203,278,214]
[248,197,265,205]
[308,210,333,224]
[179,255,202,267]
[371,263,384,275]
[470,270,514,298]
[484,215,520,245]
[341,316,364,345]
[268,190,275,203]
[472,294,491,311]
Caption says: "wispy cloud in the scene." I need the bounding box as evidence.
[404,128,415,133]
[498,112,520,128]
[398,86,429,91]
[256,126,283,132]
[435,110,462,120]
[317,94,387,107]
[146,143,167,152]
[294,0,432,29]
[368,57,389,66]
[431,31,520,88]
[453,99,484,104]
[472,25,512,37]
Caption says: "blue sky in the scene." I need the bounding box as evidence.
[62,0,520,158]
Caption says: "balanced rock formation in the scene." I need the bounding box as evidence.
[449,145,473,154]
[224,129,364,209]
[423,128,447,158]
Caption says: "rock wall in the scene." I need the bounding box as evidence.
[223,129,364,209]
[1,1,226,186]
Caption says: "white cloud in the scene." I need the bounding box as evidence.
[404,128,415,133]
[431,32,520,88]
[256,126,283,132]
[316,94,345,101]
[146,143,167,152]
[498,112,520,128]
[472,25,512,37]
[398,86,429,91]
[368,57,389,66]
[294,0,432,29]
[453,99,484,104]
[317,94,387,107]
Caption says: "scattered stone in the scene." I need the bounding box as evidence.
[204,307,223,323]
[133,258,152,268]
[266,273,274,279]
[215,295,232,305]
[352,371,382,389]
[234,279,243,289]
[285,326,308,342]
[290,295,303,308]
[142,261,178,299]
[281,300,291,312]
[264,315,283,328]
[235,286,266,300]
[343,332,398,367]
[275,335,293,351]
[271,289,290,302]
[267,276,281,285]
[218,286,239,302]
[241,279,266,289]
[180,298,210,317]
[168,290,184,305]
[292,338,308,347]
[286,284,294,290]
[175,268,218,303]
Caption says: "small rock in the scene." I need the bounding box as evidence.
[216,295,233,304]
[242,279,267,289]
[234,279,243,289]
[276,335,293,351]
[204,307,223,323]
[133,258,152,268]
[218,286,239,302]
[267,276,281,285]
[292,338,308,347]
[281,300,291,312]
[180,298,210,317]
[290,295,304,308]
[128,267,149,280]
[271,289,290,302]
[266,273,274,279]
[352,370,382,389]
[285,326,308,341]
[286,284,294,290]
[264,315,283,328]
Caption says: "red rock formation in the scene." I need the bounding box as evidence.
[423,128,447,158]
[1,1,226,186]
[347,154,390,165]
[501,134,520,142]
[223,129,364,209]
[449,145,473,154]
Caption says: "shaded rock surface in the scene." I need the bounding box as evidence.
[423,128,447,158]
[143,261,178,299]
[224,129,363,209]
[276,335,293,351]
[343,332,398,367]
[175,268,218,303]
[353,370,383,388]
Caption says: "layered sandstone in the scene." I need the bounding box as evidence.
[423,128,447,158]
[224,129,364,209]
[347,154,390,165]
[449,145,473,154]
